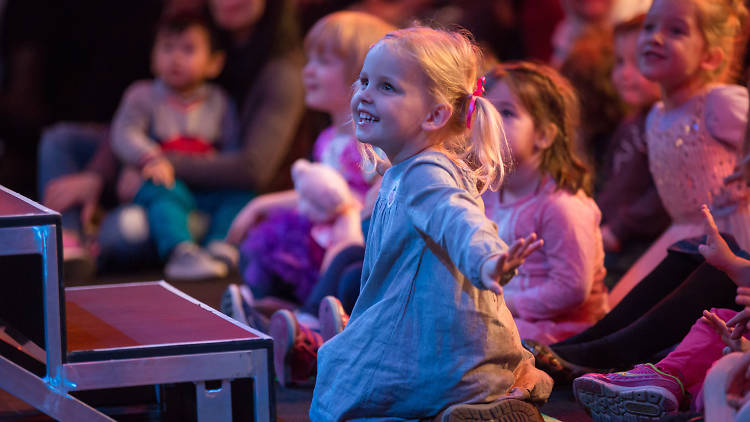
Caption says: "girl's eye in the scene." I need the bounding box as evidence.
[500,109,516,118]
[382,82,394,91]
[669,26,686,36]
[360,78,369,87]
[643,23,655,32]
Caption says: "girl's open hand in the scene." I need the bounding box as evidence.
[481,233,543,294]
[698,204,736,272]
[702,310,750,353]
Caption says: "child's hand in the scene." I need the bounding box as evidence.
[726,287,750,339]
[481,233,543,294]
[703,310,750,353]
[698,204,736,272]
[142,157,175,188]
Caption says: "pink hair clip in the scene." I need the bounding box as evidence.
[466,76,486,130]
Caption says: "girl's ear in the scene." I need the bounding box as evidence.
[534,122,558,150]
[701,46,724,73]
[422,103,453,131]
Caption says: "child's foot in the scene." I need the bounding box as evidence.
[436,398,544,422]
[573,363,686,422]
[219,284,268,331]
[522,339,606,383]
[165,242,228,280]
[318,296,349,342]
[269,309,322,387]
[207,240,239,270]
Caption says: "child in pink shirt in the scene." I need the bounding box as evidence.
[483,62,608,344]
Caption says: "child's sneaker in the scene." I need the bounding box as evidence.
[573,363,686,422]
[318,296,349,342]
[269,309,322,387]
[220,284,268,331]
[436,398,544,422]
[165,242,228,280]
[206,240,239,270]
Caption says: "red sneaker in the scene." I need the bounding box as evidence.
[318,296,349,342]
[269,309,322,387]
[574,363,686,421]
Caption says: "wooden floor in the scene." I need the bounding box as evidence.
[0,268,592,421]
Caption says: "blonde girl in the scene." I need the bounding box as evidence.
[310,27,552,421]
[609,0,750,306]
[223,12,394,321]
[482,62,608,345]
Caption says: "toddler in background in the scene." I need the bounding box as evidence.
[223,12,394,326]
[311,26,551,421]
[609,0,750,307]
[596,14,670,287]
[483,61,608,345]
[111,11,247,280]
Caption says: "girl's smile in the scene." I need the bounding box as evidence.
[636,0,708,92]
[351,43,434,164]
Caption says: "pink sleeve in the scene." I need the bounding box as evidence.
[705,85,748,149]
[506,194,603,321]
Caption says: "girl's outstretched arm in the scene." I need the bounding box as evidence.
[480,234,544,294]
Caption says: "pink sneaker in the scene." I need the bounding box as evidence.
[573,363,686,421]
[269,309,323,387]
[318,296,349,342]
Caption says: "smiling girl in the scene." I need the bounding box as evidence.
[310,27,552,422]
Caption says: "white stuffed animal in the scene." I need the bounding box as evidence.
[291,159,364,270]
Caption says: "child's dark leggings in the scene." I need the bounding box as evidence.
[552,235,745,369]
[300,245,364,315]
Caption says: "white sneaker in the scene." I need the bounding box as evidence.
[165,242,228,280]
[207,240,240,270]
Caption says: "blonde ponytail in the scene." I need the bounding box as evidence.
[463,95,510,193]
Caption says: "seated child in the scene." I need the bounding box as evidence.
[111,11,247,280]
[482,61,608,345]
[223,11,394,316]
[311,26,552,421]
[574,205,750,420]
[596,14,670,286]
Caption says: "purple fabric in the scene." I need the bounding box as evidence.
[312,126,372,200]
[240,209,324,302]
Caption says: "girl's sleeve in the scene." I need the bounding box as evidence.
[706,85,749,149]
[168,53,305,191]
[111,81,160,166]
[506,195,601,321]
[401,159,508,288]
